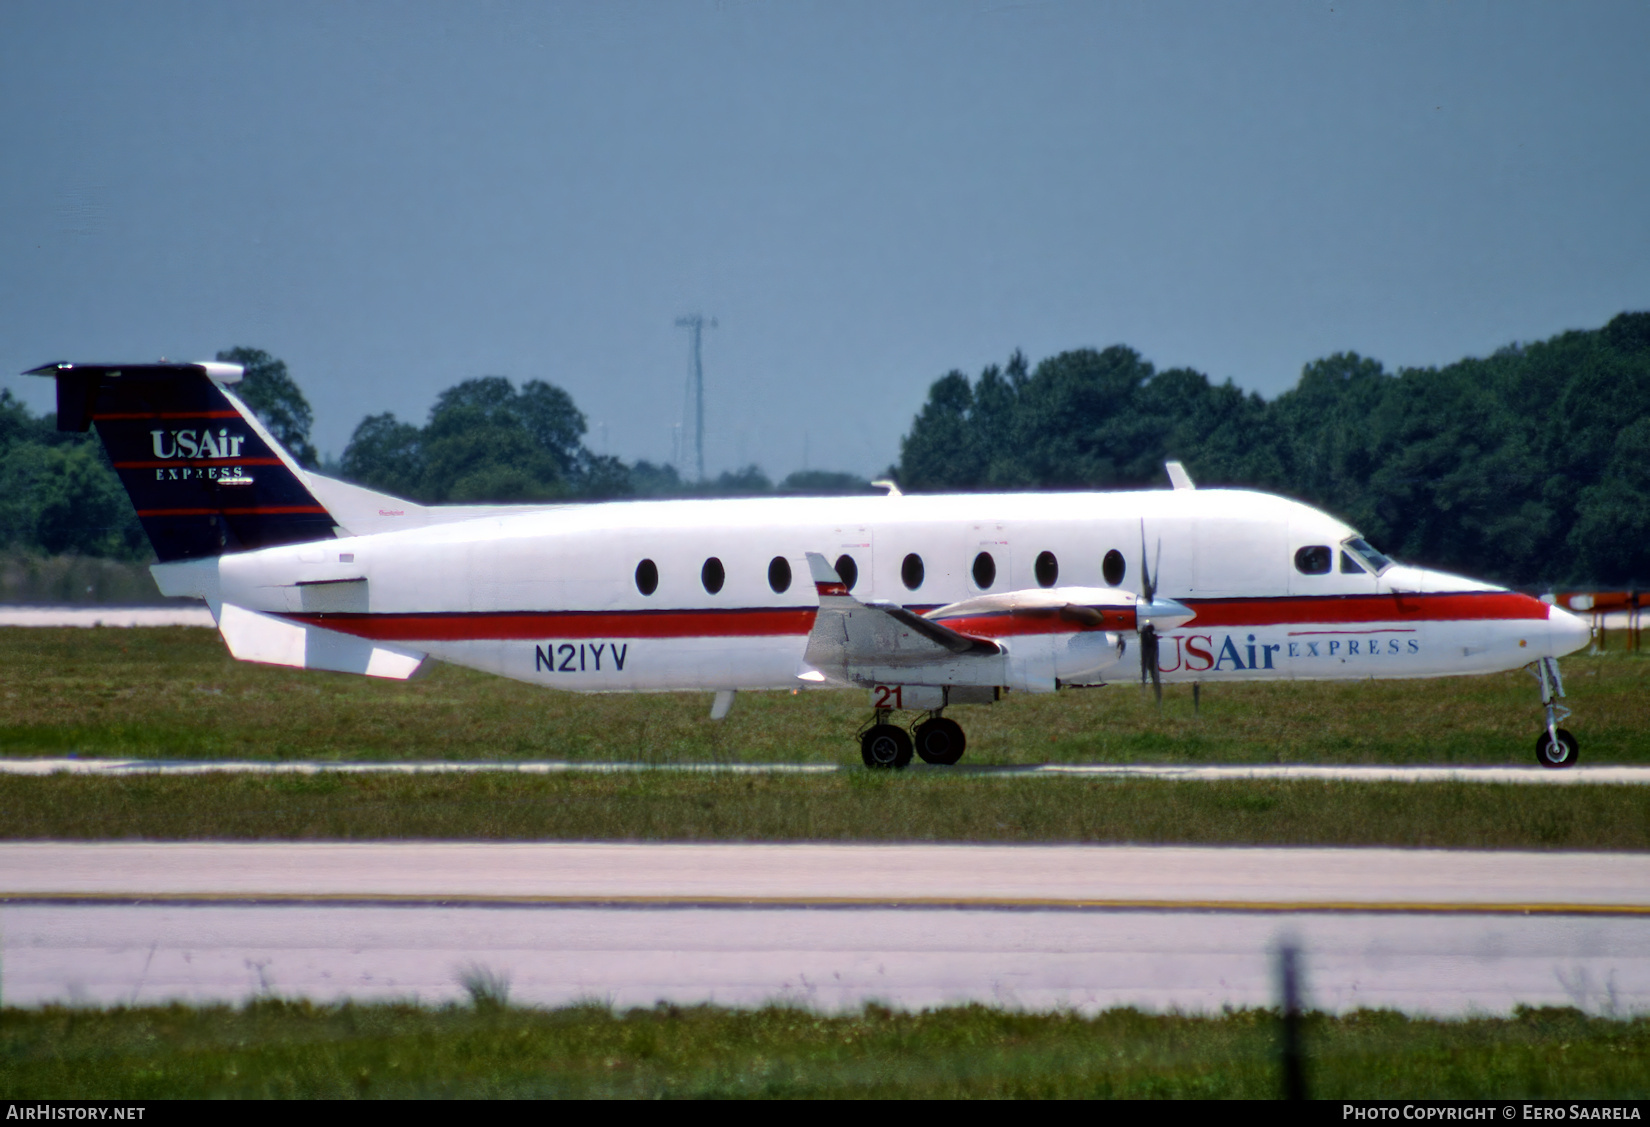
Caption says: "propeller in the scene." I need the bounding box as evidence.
[1139,521,1163,705]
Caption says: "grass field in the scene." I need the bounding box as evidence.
[5,627,1646,845]
[3,1000,1645,1099]
[2,627,1646,766]
[4,771,1648,847]
[4,630,1647,1100]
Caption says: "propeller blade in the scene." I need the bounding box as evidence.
[1137,520,1166,706]
[1139,521,1155,604]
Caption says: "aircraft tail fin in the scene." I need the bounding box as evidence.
[25,361,338,561]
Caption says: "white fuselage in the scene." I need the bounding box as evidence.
[186,486,1591,696]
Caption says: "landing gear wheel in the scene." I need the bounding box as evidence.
[1530,658,1577,769]
[861,723,913,769]
[1535,728,1579,769]
[913,717,966,765]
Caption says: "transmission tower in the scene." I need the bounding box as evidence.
[674,314,716,482]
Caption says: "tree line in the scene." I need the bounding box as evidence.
[0,347,872,561]
[333,366,871,503]
[898,312,1650,587]
[2,314,1646,586]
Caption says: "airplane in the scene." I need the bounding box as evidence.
[28,359,1594,769]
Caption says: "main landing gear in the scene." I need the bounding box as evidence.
[1531,656,1579,769]
[859,709,968,769]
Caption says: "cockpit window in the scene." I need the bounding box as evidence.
[1341,537,1393,575]
[1294,545,1332,575]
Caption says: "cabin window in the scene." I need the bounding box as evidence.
[768,556,792,594]
[834,553,859,590]
[901,553,925,590]
[1102,549,1126,587]
[701,557,725,594]
[1294,546,1332,575]
[1034,551,1058,588]
[635,558,659,595]
[972,551,996,589]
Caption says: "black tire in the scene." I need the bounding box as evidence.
[861,723,913,769]
[913,717,966,765]
[1535,728,1579,769]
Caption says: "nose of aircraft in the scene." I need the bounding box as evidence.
[1546,604,1592,658]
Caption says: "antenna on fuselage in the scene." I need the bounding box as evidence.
[674,313,717,483]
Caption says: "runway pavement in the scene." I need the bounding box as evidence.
[4,843,1647,1015]
[0,605,214,627]
[3,757,1647,784]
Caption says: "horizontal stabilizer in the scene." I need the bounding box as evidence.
[300,470,581,537]
[298,473,430,537]
[217,603,425,679]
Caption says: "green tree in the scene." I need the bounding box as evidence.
[216,347,320,468]
[628,460,685,497]
[972,353,1030,487]
[899,370,983,489]
[1569,417,1650,586]
[1011,346,1161,486]
[779,470,872,494]
[420,377,574,502]
[575,451,634,500]
[0,389,45,454]
[339,374,623,503]
[338,413,425,499]
[516,380,588,479]
[707,465,773,496]
[893,319,1650,586]
[0,442,145,558]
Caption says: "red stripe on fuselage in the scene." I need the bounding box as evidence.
[278,590,1545,645]
[1181,591,1547,627]
[283,607,820,642]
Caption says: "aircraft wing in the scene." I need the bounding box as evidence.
[801,552,1001,686]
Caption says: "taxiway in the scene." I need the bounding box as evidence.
[3,758,1647,784]
[4,843,1647,1015]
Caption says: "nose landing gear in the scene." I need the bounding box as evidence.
[1531,657,1579,769]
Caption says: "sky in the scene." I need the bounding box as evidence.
[2,0,1647,479]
